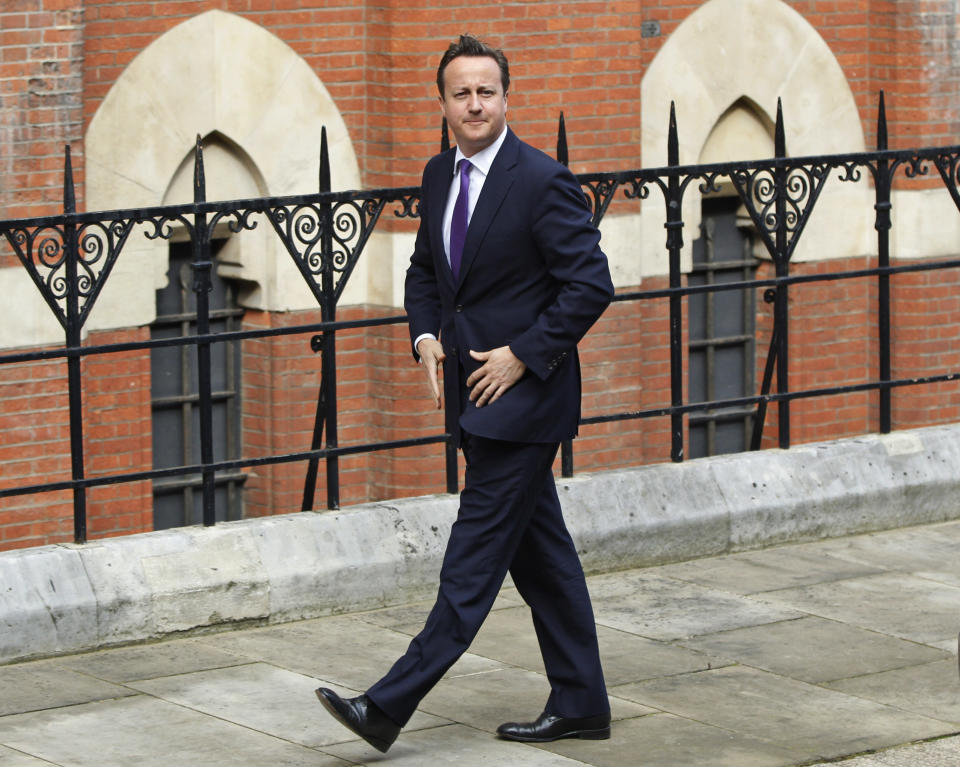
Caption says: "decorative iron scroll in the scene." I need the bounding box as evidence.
[266,192,421,306]
[3,218,136,329]
[727,163,831,264]
[934,150,960,212]
[580,176,621,226]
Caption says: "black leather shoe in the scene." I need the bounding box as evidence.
[497,711,611,742]
[315,688,400,753]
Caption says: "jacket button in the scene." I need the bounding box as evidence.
[455,305,463,312]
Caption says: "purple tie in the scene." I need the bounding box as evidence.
[450,159,471,280]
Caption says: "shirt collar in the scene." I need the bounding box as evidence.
[453,125,508,177]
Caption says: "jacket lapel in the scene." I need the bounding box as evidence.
[455,129,519,291]
[428,150,457,289]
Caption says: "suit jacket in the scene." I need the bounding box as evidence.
[404,128,614,444]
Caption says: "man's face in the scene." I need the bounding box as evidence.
[439,55,508,157]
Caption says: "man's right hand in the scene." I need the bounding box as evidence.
[417,338,446,410]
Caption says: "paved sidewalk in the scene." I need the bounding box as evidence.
[1,519,959,766]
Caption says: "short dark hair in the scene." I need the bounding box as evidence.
[436,34,510,96]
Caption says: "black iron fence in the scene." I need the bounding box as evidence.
[3,92,960,544]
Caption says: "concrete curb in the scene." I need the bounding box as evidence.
[3,424,959,664]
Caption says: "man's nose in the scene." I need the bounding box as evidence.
[466,93,482,111]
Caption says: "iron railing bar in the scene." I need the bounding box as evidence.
[608,255,960,304]
[0,432,452,499]
[3,251,958,369]
[0,185,424,230]
[0,313,410,365]
[573,143,960,187]
[579,369,960,426]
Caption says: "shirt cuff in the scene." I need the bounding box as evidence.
[413,333,437,362]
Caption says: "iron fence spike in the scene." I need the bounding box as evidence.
[775,98,785,158]
[319,126,331,193]
[193,135,206,204]
[877,91,888,152]
[63,145,75,215]
[557,112,568,167]
[668,101,678,166]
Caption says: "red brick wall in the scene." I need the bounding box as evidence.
[0,353,73,547]
[0,0,84,242]
[82,327,153,538]
[890,257,960,427]
[0,327,152,549]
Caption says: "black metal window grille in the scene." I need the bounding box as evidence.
[3,95,960,543]
[150,240,245,529]
[688,196,758,458]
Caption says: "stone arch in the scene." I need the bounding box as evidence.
[638,0,871,272]
[642,0,864,164]
[699,97,775,165]
[83,10,361,327]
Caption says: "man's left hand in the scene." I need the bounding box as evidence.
[467,346,526,407]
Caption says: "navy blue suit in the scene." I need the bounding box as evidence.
[366,128,613,727]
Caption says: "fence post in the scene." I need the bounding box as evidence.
[316,129,341,510]
[773,100,791,449]
[875,91,893,433]
[190,136,217,526]
[63,147,88,543]
[556,111,575,477]
[666,103,685,462]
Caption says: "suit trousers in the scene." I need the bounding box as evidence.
[365,431,609,727]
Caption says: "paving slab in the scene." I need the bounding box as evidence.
[193,616,414,687]
[129,661,448,748]
[611,665,956,762]
[0,696,348,767]
[929,637,959,653]
[587,570,801,641]
[0,660,136,716]
[654,546,885,594]
[805,734,960,766]
[793,521,960,575]
[0,746,55,766]
[356,595,517,632]
[193,614,499,689]
[58,637,249,683]
[597,625,726,687]
[759,572,960,644]
[323,722,590,766]
[825,658,960,724]
[678,615,951,683]
[538,711,804,767]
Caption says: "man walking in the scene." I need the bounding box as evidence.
[316,34,614,754]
